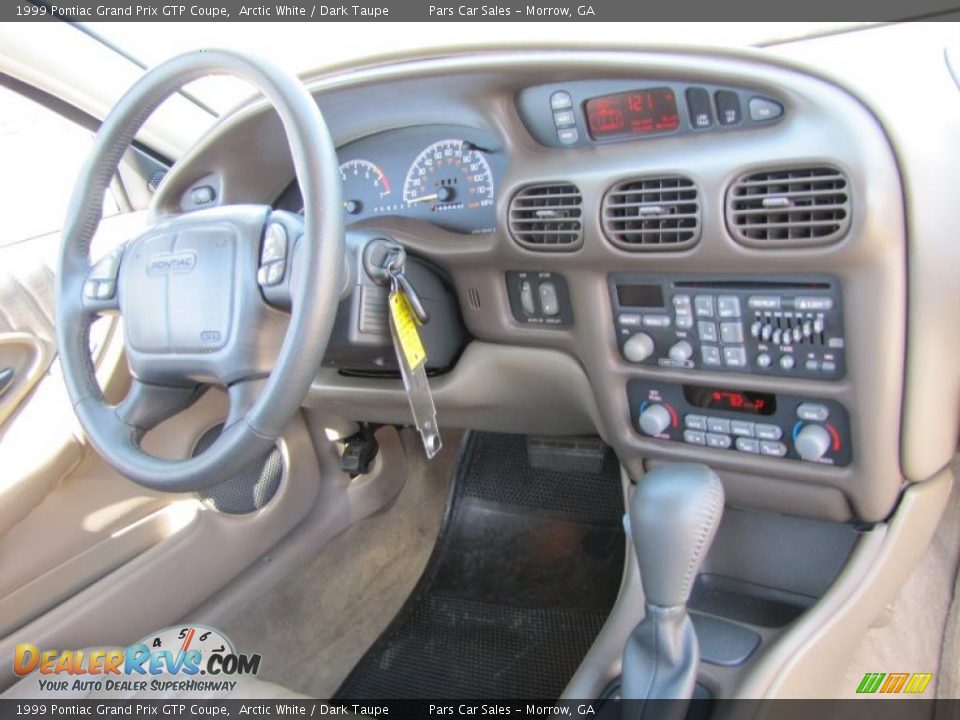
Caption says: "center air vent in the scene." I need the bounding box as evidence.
[601,176,700,251]
[726,166,851,248]
[508,183,583,250]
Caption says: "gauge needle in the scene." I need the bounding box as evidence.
[407,194,439,204]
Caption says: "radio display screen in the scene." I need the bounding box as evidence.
[683,385,777,416]
[585,87,680,139]
[617,284,664,308]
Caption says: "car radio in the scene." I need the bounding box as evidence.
[610,274,846,380]
[627,379,852,466]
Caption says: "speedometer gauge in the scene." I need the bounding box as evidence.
[402,139,494,213]
[339,159,391,216]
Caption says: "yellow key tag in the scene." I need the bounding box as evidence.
[389,290,427,371]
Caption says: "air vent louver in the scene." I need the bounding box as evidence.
[726,166,851,247]
[601,176,700,251]
[508,183,583,250]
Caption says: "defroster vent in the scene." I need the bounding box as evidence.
[508,183,583,250]
[601,176,700,251]
[726,166,851,248]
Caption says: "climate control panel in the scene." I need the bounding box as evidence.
[611,274,846,379]
[627,379,852,466]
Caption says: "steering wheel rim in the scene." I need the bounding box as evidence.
[56,49,343,492]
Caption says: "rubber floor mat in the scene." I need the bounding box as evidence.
[334,432,625,700]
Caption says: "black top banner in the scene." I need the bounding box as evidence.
[6,0,960,22]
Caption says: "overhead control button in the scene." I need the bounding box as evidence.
[686,87,713,129]
[748,97,784,122]
[715,90,742,126]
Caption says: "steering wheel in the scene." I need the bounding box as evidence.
[56,50,343,492]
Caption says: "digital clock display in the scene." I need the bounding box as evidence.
[585,87,680,140]
[683,385,777,416]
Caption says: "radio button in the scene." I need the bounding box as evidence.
[797,403,830,422]
[761,324,773,342]
[735,437,760,454]
[701,345,722,367]
[618,313,642,327]
[643,314,671,328]
[821,360,837,373]
[748,295,781,310]
[717,296,741,318]
[723,346,747,368]
[685,414,708,431]
[706,433,733,449]
[779,355,796,370]
[731,421,756,437]
[676,312,694,330]
[756,423,783,441]
[750,321,763,338]
[720,322,744,344]
[805,359,821,371]
[698,321,718,343]
[760,440,788,457]
[672,294,691,308]
[683,430,707,446]
[694,295,715,318]
[795,296,834,311]
[707,417,732,434]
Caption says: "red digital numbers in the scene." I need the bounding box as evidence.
[585,87,679,139]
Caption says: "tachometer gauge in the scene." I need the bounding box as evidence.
[402,139,494,213]
[339,159,391,216]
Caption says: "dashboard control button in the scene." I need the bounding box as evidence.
[795,296,834,311]
[715,90,742,126]
[557,127,579,145]
[756,424,783,441]
[723,346,747,368]
[618,313,642,327]
[538,282,560,316]
[731,420,756,437]
[748,295,781,310]
[756,353,772,368]
[95,281,115,300]
[684,414,707,431]
[258,261,285,287]
[686,87,714,129]
[639,403,673,436]
[793,326,804,343]
[519,281,536,316]
[624,333,656,363]
[735,437,760,454]
[720,322,744,344]
[672,294,692,308]
[700,345,722,367]
[760,440,788,457]
[553,110,576,127]
[643,314,671,328]
[675,310,694,330]
[717,296,741,318]
[771,328,783,345]
[797,403,830,423]
[750,321,763,338]
[794,423,832,461]
[668,340,694,363]
[748,97,784,121]
[813,317,825,334]
[706,433,733,449]
[698,321,718,343]
[550,91,573,110]
[821,360,837,373]
[761,324,774,342]
[694,295,715,318]
[805,359,821,371]
[779,354,796,370]
[684,429,707,446]
[706,417,732,434]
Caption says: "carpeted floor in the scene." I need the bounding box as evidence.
[225,429,462,698]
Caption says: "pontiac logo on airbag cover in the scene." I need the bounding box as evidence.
[146,251,197,275]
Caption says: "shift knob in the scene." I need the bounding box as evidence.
[630,463,724,608]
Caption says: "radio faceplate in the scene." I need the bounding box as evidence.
[627,379,852,466]
[610,274,846,380]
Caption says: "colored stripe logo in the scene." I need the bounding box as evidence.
[857,672,933,694]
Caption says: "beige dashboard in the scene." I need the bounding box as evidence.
[152,24,960,525]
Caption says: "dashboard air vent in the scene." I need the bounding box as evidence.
[508,183,583,250]
[601,176,700,251]
[726,166,851,248]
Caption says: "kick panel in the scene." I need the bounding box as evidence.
[627,379,852,466]
[611,274,846,380]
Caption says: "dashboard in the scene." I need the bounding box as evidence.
[153,26,960,528]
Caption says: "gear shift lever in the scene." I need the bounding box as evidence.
[621,463,724,717]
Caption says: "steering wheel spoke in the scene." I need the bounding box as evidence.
[115,379,205,434]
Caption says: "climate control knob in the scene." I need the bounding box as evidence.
[639,403,672,437]
[794,423,832,461]
[623,332,655,363]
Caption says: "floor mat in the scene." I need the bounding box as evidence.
[334,432,625,700]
